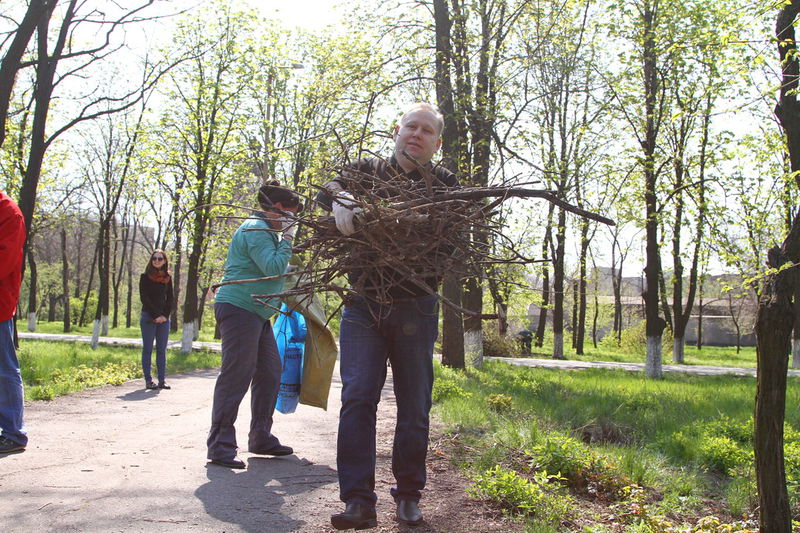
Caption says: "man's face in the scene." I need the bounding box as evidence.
[393,109,442,166]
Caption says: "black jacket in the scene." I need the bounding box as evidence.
[316,156,459,299]
[139,274,174,318]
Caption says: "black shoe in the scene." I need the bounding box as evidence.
[0,436,25,454]
[331,503,377,530]
[207,457,246,469]
[145,381,157,390]
[250,444,293,456]
[157,381,171,390]
[396,500,422,526]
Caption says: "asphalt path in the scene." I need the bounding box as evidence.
[1,332,786,532]
[2,338,344,532]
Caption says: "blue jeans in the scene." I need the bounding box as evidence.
[0,318,26,446]
[207,303,282,461]
[337,295,439,507]
[140,311,169,383]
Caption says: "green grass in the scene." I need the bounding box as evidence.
[17,339,220,400]
[558,343,757,369]
[493,334,757,369]
[432,361,788,531]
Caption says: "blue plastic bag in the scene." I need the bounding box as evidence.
[273,303,307,414]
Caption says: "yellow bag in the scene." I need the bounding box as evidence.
[284,288,338,410]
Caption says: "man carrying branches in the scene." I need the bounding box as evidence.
[318,103,458,530]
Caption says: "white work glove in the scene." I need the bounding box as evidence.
[331,190,361,236]
[277,212,297,240]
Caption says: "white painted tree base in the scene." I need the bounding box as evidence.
[91,319,101,350]
[27,312,36,332]
[464,329,483,368]
[646,336,662,378]
[673,337,684,364]
[793,339,800,369]
[553,333,563,359]
[181,321,196,354]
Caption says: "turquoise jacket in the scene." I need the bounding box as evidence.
[214,215,293,320]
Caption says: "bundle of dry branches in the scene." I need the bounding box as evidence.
[228,160,615,319]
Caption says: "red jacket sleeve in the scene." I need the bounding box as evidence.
[0,192,26,321]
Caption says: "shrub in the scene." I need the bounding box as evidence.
[696,435,751,475]
[618,320,674,355]
[483,327,521,358]
[783,440,800,512]
[703,416,752,445]
[432,379,471,403]
[525,434,631,500]
[527,434,593,479]
[468,465,572,524]
[487,393,514,412]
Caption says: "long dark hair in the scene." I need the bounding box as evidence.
[145,249,170,278]
[258,181,303,212]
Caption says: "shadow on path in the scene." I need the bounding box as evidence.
[196,455,337,533]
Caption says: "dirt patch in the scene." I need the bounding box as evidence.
[297,394,522,533]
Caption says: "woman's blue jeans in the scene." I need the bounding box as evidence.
[140,311,169,383]
[336,294,439,508]
[0,318,26,446]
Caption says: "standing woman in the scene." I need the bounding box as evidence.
[206,181,302,469]
[139,249,174,390]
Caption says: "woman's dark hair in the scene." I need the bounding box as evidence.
[145,249,170,277]
[258,181,303,212]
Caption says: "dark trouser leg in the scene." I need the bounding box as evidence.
[388,296,439,503]
[154,319,170,383]
[207,303,264,461]
[247,323,282,451]
[140,312,156,383]
[337,299,387,508]
[0,319,26,446]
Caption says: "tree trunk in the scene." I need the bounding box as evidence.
[26,247,37,331]
[18,0,67,254]
[571,279,578,349]
[47,293,57,321]
[181,207,208,352]
[170,205,182,333]
[592,273,599,348]
[441,273,465,368]
[696,292,704,349]
[463,277,483,367]
[552,208,567,359]
[536,205,554,348]
[612,249,623,343]
[753,1,800,527]
[433,0,466,369]
[60,227,71,332]
[126,220,137,329]
[794,286,800,368]
[642,0,663,379]
[0,0,52,149]
[93,220,111,337]
[576,221,589,355]
[78,241,99,327]
[754,259,793,532]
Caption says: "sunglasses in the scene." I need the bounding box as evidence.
[152,256,165,261]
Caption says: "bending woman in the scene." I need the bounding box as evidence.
[139,249,174,390]
[206,181,302,469]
